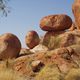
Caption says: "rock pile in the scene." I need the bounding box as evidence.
[13,0,80,79]
[0,0,80,80]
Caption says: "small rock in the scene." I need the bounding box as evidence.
[25,31,40,49]
[31,60,44,72]
[40,14,72,31]
[43,30,80,50]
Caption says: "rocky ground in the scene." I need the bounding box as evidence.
[0,0,80,80]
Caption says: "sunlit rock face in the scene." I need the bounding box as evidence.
[72,0,80,29]
[40,14,72,31]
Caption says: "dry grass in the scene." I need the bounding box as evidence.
[35,63,62,80]
[65,68,80,80]
[0,59,26,80]
[43,36,61,50]
[0,69,25,80]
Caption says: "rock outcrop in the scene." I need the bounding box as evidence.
[42,30,80,50]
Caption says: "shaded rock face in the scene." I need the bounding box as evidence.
[25,31,40,49]
[0,33,21,60]
[72,0,80,29]
[40,14,72,31]
[43,30,80,50]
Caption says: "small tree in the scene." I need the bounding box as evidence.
[0,0,10,16]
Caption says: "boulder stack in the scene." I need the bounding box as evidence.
[39,14,73,50]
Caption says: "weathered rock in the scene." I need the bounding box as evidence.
[0,33,21,60]
[40,14,72,31]
[68,22,77,31]
[30,44,48,53]
[19,48,33,56]
[43,31,65,50]
[13,55,33,75]
[13,44,80,77]
[31,60,44,72]
[43,30,80,50]
[72,0,80,29]
[45,47,79,73]
[25,31,40,49]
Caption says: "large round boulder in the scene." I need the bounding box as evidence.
[72,0,80,29]
[25,31,40,49]
[0,33,21,60]
[40,14,72,31]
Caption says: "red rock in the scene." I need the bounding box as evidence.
[0,33,21,60]
[72,0,80,29]
[25,31,40,49]
[13,55,33,75]
[42,30,80,50]
[40,14,72,31]
[42,31,65,50]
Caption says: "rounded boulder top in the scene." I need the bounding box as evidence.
[25,30,40,49]
[40,14,72,31]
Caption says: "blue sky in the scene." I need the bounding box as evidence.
[0,0,74,48]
